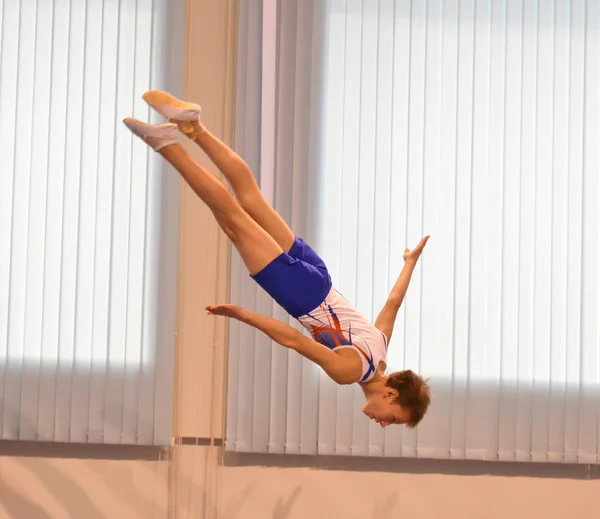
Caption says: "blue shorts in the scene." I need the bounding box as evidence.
[251,237,332,318]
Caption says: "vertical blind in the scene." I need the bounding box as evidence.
[228,0,600,462]
[228,0,329,455]
[0,0,182,445]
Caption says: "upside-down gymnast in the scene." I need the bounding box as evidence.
[124,90,431,428]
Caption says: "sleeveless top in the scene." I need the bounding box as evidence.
[297,287,388,382]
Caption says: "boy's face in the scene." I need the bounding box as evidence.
[362,391,412,428]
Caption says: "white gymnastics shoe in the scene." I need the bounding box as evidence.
[142,90,204,139]
[122,118,179,152]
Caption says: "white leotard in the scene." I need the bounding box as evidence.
[297,287,388,382]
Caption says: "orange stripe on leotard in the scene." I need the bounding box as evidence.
[309,304,372,365]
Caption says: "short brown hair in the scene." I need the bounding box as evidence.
[385,370,431,428]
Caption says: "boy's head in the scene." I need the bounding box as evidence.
[362,370,431,428]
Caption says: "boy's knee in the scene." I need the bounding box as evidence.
[237,191,262,215]
[217,207,246,241]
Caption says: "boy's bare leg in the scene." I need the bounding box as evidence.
[142,90,295,252]
[123,118,282,275]
[192,126,295,251]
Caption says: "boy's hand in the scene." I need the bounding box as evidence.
[403,235,430,264]
[205,304,245,319]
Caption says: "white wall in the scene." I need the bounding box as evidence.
[0,455,169,519]
[169,0,237,516]
[172,0,235,442]
[2,451,597,519]
[219,459,599,519]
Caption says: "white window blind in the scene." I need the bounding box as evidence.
[228,0,600,462]
[0,0,182,445]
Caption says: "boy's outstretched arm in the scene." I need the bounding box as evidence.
[374,235,430,343]
[206,304,362,384]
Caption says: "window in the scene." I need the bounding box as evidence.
[0,0,182,445]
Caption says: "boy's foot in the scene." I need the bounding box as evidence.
[122,118,179,152]
[142,90,204,139]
